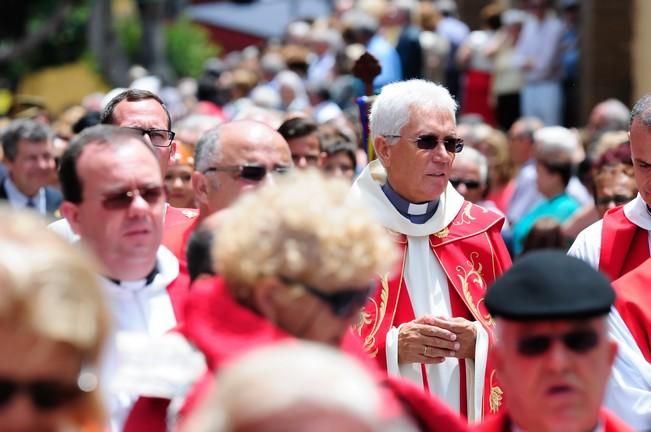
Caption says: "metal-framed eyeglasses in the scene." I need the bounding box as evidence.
[123,126,175,148]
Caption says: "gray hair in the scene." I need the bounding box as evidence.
[1,119,52,161]
[369,79,457,145]
[597,99,630,130]
[454,146,488,185]
[194,128,223,173]
[630,92,651,128]
[533,126,579,162]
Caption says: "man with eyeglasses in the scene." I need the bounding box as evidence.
[162,120,292,266]
[50,89,198,242]
[58,125,190,431]
[569,92,651,429]
[477,251,630,432]
[351,79,512,421]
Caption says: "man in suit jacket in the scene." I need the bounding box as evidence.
[0,118,62,216]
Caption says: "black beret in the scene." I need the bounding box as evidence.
[485,251,615,321]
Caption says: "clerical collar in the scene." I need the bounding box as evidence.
[106,264,159,287]
[381,181,439,224]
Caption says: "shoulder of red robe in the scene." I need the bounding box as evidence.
[165,206,199,228]
[430,201,505,247]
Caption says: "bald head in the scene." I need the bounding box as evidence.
[193,120,292,217]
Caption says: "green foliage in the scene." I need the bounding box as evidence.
[116,15,143,62]
[165,17,221,78]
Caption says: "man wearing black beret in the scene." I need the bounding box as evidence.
[475,251,631,432]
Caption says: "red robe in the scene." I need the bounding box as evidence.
[474,409,632,432]
[162,215,199,270]
[356,201,511,418]
[124,276,470,432]
[612,258,651,362]
[599,206,650,281]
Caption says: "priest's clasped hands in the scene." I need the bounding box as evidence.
[397,316,478,364]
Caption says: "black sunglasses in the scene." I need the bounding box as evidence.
[517,329,600,357]
[450,178,481,190]
[281,276,375,318]
[0,378,82,410]
[123,127,175,148]
[102,185,165,210]
[203,164,291,182]
[384,134,464,153]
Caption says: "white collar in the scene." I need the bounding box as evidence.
[101,246,179,294]
[349,160,464,237]
[623,194,651,231]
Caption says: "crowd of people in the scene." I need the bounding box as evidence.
[0,0,650,431]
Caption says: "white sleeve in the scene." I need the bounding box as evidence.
[604,309,651,430]
[567,220,602,270]
[386,325,424,386]
[465,321,488,423]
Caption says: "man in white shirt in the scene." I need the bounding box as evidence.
[569,91,651,429]
[58,125,190,430]
[0,119,61,216]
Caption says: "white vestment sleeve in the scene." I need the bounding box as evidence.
[386,325,425,385]
[605,309,651,431]
[466,321,488,423]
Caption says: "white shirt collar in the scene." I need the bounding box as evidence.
[623,194,651,231]
[101,246,179,295]
[3,175,45,213]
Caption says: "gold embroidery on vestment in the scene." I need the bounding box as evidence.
[489,370,503,413]
[456,251,495,328]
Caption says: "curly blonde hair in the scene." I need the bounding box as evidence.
[0,206,109,425]
[214,170,396,293]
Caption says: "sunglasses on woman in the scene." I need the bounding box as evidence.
[0,378,83,410]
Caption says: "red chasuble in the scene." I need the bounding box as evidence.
[356,201,511,418]
[599,206,650,281]
[474,410,632,432]
[612,258,651,362]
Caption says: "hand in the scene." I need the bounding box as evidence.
[397,316,461,365]
[421,317,477,360]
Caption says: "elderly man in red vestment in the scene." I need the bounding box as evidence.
[476,251,630,432]
[351,79,512,422]
[568,91,651,428]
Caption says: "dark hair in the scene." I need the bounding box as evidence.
[277,117,319,141]
[186,227,217,283]
[58,125,153,203]
[540,160,574,188]
[321,135,357,171]
[521,217,566,255]
[72,111,102,135]
[1,119,52,161]
[100,89,172,130]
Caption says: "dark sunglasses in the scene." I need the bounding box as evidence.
[384,134,464,153]
[450,178,481,190]
[595,194,636,207]
[203,164,291,182]
[281,276,375,318]
[123,127,175,148]
[0,378,82,410]
[517,329,599,357]
[102,185,164,210]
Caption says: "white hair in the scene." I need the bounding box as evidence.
[186,342,382,432]
[369,79,457,144]
[533,126,579,162]
[454,146,488,184]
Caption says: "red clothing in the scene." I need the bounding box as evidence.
[474,409,632,432]
[357,201,512,417]
[487,180,515,215]
[612,258,651,362]
[599,206,649,281]
[161,216,199,269]
[124,277,469,432]
[462,70,496,126]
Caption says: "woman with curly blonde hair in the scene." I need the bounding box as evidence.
[0,207,109,432]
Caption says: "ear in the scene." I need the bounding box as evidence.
[374,135,392,168]
[192,172,210,206]
[607,339,618,369]
[59,201,82,235]
[169,141,177,164]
